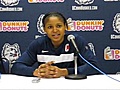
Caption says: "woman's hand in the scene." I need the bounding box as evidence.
[33,61,68,78]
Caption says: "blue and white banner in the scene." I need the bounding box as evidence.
[0,0,120,74]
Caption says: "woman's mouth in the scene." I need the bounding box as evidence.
[52,34,60,39]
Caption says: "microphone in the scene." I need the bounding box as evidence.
[67,35,79,53]
[65,34,87,80]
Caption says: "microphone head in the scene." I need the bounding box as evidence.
[67,34,75,41]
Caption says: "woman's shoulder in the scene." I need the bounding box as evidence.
[36,35,46,40]
[35,35,49,43]
[29,35,48,46]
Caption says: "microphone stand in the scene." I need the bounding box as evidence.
[65,36,87,80]
[65,53,87,80]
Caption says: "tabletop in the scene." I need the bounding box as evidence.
[0,74,120,89]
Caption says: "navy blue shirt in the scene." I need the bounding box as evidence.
[11,33,98,76]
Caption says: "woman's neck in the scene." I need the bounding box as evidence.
[52,39,64,48]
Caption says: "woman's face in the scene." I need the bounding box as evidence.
[44,16,67,47]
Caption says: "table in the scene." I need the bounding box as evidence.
[0,74,120,89]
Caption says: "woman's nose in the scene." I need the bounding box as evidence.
[53,27,57,32]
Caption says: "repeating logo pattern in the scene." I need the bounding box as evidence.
[1,43,21,63]
[75,0,94,5]
[1,0,20,6]
[37,14,45,34]
[104,47,120,60]
[113,13,120,34]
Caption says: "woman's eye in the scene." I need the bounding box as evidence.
[57,25,62,28]
[48,26,52,29]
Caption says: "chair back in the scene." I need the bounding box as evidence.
[0,56,5,73]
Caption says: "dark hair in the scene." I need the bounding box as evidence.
[42,12,68,29]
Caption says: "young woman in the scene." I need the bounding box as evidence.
[11,12,98,78]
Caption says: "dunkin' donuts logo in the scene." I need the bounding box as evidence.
[0,21,29,32]
[104,47,120,60]
[67,18,104,31]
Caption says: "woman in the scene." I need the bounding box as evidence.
[11,12,98,78]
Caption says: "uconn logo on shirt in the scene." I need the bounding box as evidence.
[65,44,70,52]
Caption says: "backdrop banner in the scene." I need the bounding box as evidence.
[0,0,120,74]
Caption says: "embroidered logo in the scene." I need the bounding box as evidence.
[65,44,70,52]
